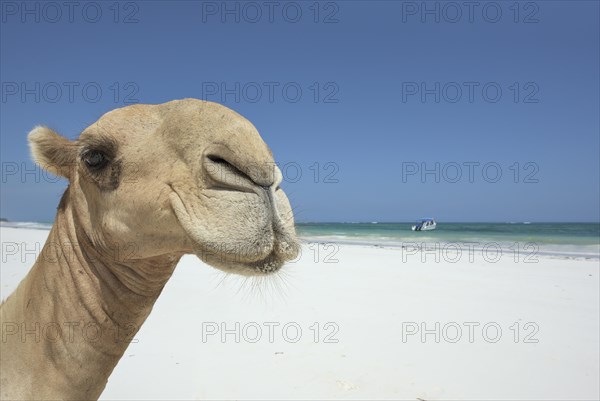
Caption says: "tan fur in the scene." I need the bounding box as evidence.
[0,99,299,400]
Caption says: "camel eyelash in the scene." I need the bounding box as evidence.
[79,134,118,159]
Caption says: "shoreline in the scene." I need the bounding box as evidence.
[2,222,599,260]
[299,237,600,261]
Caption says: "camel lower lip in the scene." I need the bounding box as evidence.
[197,249,285,276]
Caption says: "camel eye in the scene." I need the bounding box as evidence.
[82,150,109,169]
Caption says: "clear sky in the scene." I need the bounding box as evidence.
[1,1,598,222]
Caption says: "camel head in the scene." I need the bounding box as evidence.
[28,99,300,275]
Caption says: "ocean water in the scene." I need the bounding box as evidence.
[296,222,600,258]
[2,221,599,258]
[0,221,53,230]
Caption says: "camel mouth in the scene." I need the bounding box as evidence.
[197,240,299,276]
[168,184,300,276]
[191,233,300,276]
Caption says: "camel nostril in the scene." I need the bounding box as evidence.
[203,151,277,188]
[204,154,254,186]
[206,155,227,165]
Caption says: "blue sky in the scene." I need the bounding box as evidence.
[1,1,598,222]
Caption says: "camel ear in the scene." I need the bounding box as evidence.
[28,126,77,180]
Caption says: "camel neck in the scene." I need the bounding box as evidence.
[0,200,180,400]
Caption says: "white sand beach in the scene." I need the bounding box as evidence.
[1,226,598,400]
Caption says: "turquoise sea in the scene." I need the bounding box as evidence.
[296,222,600,258]
[2,221,599,259]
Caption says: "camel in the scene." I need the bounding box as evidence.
[0,99,300,400]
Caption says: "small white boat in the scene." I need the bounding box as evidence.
[412,218,436,231]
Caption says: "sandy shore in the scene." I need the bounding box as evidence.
[1,226,598,400]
